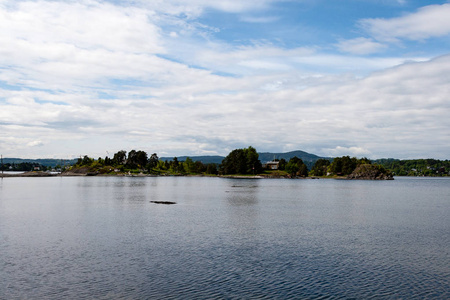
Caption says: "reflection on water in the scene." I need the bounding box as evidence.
[226,179,259,206]
[0,176,449,299]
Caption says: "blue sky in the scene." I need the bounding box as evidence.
[0,0,449,159]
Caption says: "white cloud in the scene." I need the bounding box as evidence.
[127,0,278,20]
[3,54,450,159]
[325,146,372,158]
[360,3,450,42]
[27,140,44,147]
[0,0,449,160]
[0,1,163,53]
[336,38,387,55]
[240,15,279,23]
[137,0,275,14]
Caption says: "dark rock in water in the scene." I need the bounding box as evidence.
[347,164,394,180]
[150,201,177,205]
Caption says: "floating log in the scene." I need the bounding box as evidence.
[150,201,177,205]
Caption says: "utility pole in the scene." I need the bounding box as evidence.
[1,154,3,175]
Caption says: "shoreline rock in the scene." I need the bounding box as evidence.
[347,164,394,180]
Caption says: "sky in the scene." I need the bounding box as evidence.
[0,0,449,160]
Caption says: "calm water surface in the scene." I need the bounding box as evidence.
[1,176,449,299]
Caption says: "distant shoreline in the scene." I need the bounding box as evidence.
[0,171,325,179]
[0,171,367,180]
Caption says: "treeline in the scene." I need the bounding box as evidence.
[270,156,376,177]
[68,147,448,177]
[215,146,310,176]
[70,147,389,177]
[375,158,449,176]
[72,150,218,175]
[1,162,49,172]
[219,147,379,177]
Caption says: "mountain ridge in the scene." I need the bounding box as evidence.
[2,150,326,168]
[1,158,77,168]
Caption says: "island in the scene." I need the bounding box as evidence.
[3,147,448,179]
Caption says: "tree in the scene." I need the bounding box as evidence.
[193,161,206,173]
[329,156,358,176]
[298,164,308,177]
[171,157,179,172]
[97,157,105,166]
[126,150,138,168]
[244,146,263,174]
[135,150,148,169]
[220,149,247,174]
[278,158,287,171]
[285,160,300,177]
[285,156,308,177]
[184,157,194,173]
[148,153,159,169]
[358,157,371,165]
[157,159,166,170]
[220,146,262,175]
[311,159,330,176]
[81,155,93,166]
[112,150,127,166]
[206,163,218,175]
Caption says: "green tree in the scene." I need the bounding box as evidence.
[221,149,247,174]
[171,157,180,172]
[193,161,206,173]
[184,157,194,173]
[81,155,93,166]
[148,153,159,169]
[156,159,166,170]
[135,151,148,169]
[244,146,263,174]
[206,163,218,175]
[112,150,127,166]
[358,157,371,165]
[329,156,358,176]
[311,159,330,176]
[278,158,287,170]
[126,150,138,168]
[285,160,300,176]
[220,146,262,175]
[298,163,309,177]
[285,156,308,177]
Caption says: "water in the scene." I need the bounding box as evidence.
[0,176,449,299]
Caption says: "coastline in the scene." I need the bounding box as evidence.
[0,171,341,180]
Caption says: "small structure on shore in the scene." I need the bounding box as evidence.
[263,161,279,170]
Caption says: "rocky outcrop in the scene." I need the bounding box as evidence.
[61,167,93,176]
[347,164,394,180]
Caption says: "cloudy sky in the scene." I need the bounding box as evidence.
[1,0,449,159]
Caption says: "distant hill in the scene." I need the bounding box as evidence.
[259,150,329,169]
[2,158,77,168]
[3,150,327,169]
[258,150,325,163]
[161,150,328,169]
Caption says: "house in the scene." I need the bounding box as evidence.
[263,161,279,170]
